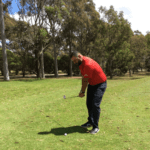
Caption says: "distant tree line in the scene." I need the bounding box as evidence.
[0,0,150,80]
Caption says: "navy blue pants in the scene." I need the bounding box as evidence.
[86,81,107,129]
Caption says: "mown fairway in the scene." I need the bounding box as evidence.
[0,73,150,150]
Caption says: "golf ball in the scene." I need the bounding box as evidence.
[64,133,67,136]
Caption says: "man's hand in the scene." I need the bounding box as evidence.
[81,77,89,94]
[79,93,85,98]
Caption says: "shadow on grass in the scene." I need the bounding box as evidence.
[38,126,89,136]
[107,77,144,80]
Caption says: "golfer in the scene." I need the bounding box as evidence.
[70,51,107,134]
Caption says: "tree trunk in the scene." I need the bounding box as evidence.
[52,23,58,78]
[37,58,40,78]
[39,54,42,79]
[102,59,105,71]
[129,69,132,77]
[69,30,72,77]
[109,58,113,79]
[35,51,40,78]
[16,70,18,75]
[1,69,3,76]
[22,69,25,77]
[0,0,10,81]
[81,28,83,53]
[41,49,45,79]
[39,61,42,79]
[133,69,134,74]
[22,52,27,78]
[110,71,113,79]
[54,44,58,78]
[38,43,45,79]
[69,52,72,77]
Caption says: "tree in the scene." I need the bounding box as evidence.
[61,0,100,76]
[130,34,147,73]
[61,0,76,77]
[145,32,150,71]
[97,5,134,79]
[0,0,10,80]
[12,0,53,79]
[134,30,142,35]
[45,0,70,78]
[112,41,135,76]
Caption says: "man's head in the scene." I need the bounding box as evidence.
[70,51,83,66]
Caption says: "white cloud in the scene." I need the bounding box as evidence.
[10,13,35,26]
[9,12,20,21]
[93,0,150,35]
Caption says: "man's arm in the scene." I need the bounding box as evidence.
[81,77,89,93]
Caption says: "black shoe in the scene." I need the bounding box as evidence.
[81,122,92,128]
[90,128,99,134]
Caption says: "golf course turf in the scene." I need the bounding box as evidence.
[0,73,150,150]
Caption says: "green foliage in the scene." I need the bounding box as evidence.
[0,48,2,72]
[62,7,70,17]
[40,28,48,38]
[45,6,55,15]
[58,55,80,75]
[145,33,150,50]
[26,55,35,74]
[1,0,149,79]
[112,41,135,75]
[129,34,147,71]
[145,55,150,72]
[113,68,121,76]
[0,48,21,73]
[61,0,99,59]
[56,6,62,20]
[58,55,70,74]
[97,5,134,78]
[44,52,55,74]
[45,5,63,20]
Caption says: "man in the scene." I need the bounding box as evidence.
[70,51,107,134]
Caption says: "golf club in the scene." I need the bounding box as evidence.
[63,95,79,99]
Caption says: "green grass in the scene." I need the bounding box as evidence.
[0,75,150,150]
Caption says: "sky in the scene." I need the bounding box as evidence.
[93,0,150,36]
[0,0,150,47]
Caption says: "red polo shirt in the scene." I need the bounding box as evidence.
[79,56,107,85]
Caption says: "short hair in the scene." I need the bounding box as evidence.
[70,51,82,58]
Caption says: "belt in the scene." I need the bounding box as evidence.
[90,80,106,86]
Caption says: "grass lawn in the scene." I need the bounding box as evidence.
[0,73,150,150]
